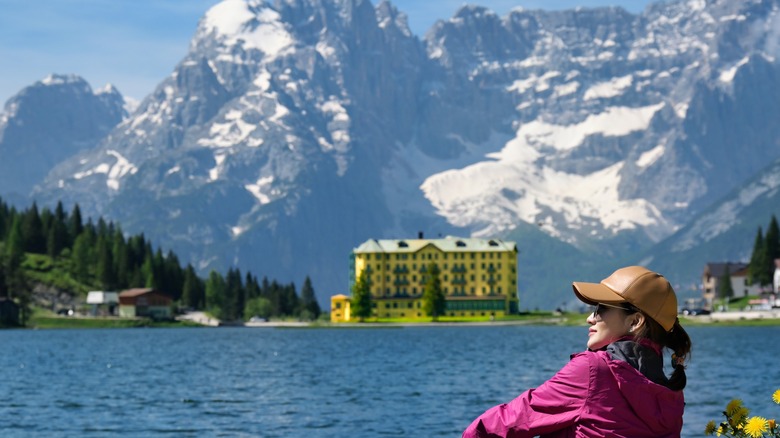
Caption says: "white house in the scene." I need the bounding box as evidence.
[86,291,119,316]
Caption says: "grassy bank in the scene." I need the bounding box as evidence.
[27,308,202,329]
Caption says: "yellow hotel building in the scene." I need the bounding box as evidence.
[330,236,518,322]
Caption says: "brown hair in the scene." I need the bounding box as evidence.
[629,308,691,391]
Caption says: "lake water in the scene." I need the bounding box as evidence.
[2,325,779,437]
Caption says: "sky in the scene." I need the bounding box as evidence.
[0,0,651,106]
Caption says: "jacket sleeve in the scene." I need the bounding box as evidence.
[462,353,591,438]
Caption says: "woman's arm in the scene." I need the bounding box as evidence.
[462,353,592,438]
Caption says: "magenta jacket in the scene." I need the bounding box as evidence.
[463,341,684,437]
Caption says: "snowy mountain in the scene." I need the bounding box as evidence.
[16,0,780,309]
[0,74,126,205]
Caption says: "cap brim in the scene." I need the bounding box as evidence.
[572,281,627,306]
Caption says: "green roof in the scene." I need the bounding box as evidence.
[353,236,517,253]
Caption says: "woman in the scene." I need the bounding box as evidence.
[463,266,692,438]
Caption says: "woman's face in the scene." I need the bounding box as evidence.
[586,303,636,350]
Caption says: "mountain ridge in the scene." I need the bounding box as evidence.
[0,0,777,309]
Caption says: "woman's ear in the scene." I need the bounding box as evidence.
[629,313,646,332]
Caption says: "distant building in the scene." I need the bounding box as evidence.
[774,259,780,294]
[702,262,762,307]
[118,288,172,319]
[0,297,20,327]
[330,294,351,322]
[86,291,119,316]
[331,235,518,322]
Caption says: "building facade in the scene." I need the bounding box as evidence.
[702,262,762,307]
[118,288,172,319]
[331,236,518,322]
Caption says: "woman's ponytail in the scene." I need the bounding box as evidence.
[666,318,691,391]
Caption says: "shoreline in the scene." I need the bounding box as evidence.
[22,310,780,330]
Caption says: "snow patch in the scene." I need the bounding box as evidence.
[245,176,274,204]
[71,150,137,191]
[583,75,633,100]
[209,152,227,181]
[202,0,294,58]
[636,145,664,168]
[553,81,579,98]
[674,102,689,118]
[419,104,669,240]
[493,103,665,153]
[507,71,561,94]
[198,110,258,148]
[105,150,137,190]
[719,56,749,82]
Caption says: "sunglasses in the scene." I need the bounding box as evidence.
[589,302,638,321]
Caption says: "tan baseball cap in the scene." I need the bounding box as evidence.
[572,266,678,331]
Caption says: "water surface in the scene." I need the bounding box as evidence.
[1,325,778,436]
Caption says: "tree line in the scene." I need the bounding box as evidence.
[747,214,780,288]
[0,197,320,324]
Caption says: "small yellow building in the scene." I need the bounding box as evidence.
[331,236,518,322]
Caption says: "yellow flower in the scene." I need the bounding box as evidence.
[743,416,769,438]
[726,399,744,415]
[732,407,750,426]
[769,418,776,430]
[705,420,717,435]
[773,389,780,405]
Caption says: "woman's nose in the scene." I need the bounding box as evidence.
[586,313,597,325]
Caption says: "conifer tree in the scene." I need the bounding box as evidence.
[5,216,25,275]
[0,197,8,239]
[718,264,734,300]
[205,270,226,317]
[748,227,766,285]
[350,270,372,322]
[68,204,84,244]
[223,267,244,321]
[21,202,45,254]
[46,216,68,258]
[300,276,321,320]
[164,251,184,300]
[96,233,116,290]
[422,262,446,320]
[71,232,92,282]
[112,228,130,288]
[765,215,780,284]
[4,216,29,324]
[283,282,298,317]
[181,265,205,309]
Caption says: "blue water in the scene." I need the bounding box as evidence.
[1,325,778,437]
